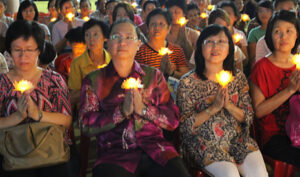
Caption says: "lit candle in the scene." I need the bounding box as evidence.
[177,17,188,26]
[158,47,173,55]
[66,12,75,21]
[131,2,138,9]
[121,77,144,90]
[207,4,215,11]
[241,14,250,22]
[292,54,300,69]
[233,33,243,44]
[216,70,233,88]
[14,80,34,93]
[50,17,57,22]
[83,16,90,21]
[200,12,208,19]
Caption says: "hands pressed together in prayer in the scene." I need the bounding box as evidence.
[122,89,146,118]
[16,90,41,121]
[160,55,176,77]
[287,69,300,94]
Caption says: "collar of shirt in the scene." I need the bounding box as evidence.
[105,60,146,78]
[83,49,111,68]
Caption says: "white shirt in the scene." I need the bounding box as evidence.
[255,36,271,61]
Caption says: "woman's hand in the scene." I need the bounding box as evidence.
[211,87,225,112]
[132,89,146,116]
[160,55,176,76]
[27,95,40,121]
[224,87,231,109]
[16,93,28,120]
[122,90,134,118]
[287,70,300,94]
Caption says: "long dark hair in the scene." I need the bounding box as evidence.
[17,0,39,21]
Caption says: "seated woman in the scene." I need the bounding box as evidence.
[79,19,191,177]
[135,8,190,79]
[250,10,300,167]
[177,24,268,177]
[0,20,75,177]
[112,2,143,26]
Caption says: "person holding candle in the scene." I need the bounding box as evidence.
[250,10,300,168]
[78,0,92,21]
[0,20,75,177]
[177,24,268,177]
[42,0,58,26]
[135,9,190,79]
[79,18,191,177]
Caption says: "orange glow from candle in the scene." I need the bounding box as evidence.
[216,70,233,88]
[131,2,138,9]
[177,17,188,26]
[207,5,215,11]
[158,47,173,55]
[241,14,250,22]
[83,16,90,21]
[121,77,143,90]
[200,12,208,19]
[14,80,34,93]
[233,33,243,44]
[50,17,57,22]
[66,12,75,21]
[292,54,300,69]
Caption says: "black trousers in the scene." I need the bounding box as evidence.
[93,153,191,177]
[263,135,300,168]
[0,145,80,177]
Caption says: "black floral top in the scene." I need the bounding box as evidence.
[177,70,258,168]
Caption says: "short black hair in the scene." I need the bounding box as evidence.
[165,0,187,14]
[187,3,200,13]
[256,0,273,25]
[143,1,159,11]
[59,0,74,10]
[194,24,235,80]
[208,8,230,26]
[82,18,109,40]
[5,20,45,54]
[65,27,85,43]
[17,0,39,21]
[109,18,141,40]
[39,41,56,65]
[217,1,240,24]
[47,0,56,9]
[146,8,172,27]
[273,0,297,9]
[105,0,119,8]
[265,10,300,54]
[112,2,134,22]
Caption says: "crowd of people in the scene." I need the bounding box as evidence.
[0,0,300,177]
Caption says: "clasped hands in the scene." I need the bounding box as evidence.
[122,89,146,118]
[16,90,40,121]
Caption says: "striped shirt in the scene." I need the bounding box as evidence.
[135,43,188,69]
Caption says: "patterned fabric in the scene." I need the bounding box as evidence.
[250,57,296,146]
[0,70,72,144]
[135,43,188,69]
[79,61,179,173]
[177,70,258,168]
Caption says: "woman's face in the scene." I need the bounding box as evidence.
[48,1,57,17]
[85,25,106,51]
[213,17,229,28]
[144,3,156,18]
[202,31,229,64]
[115,7,130,21]
[80,1,91,17]
[168,6,184,25]
[257,6,272,25]
[272,20,298,53]
[22,6,35,21]
[148,14,170,40]
[106,2,118,16]
[61,1,75,17]
[11,36,40,71]
[221,6,237,27]
[107,22,141,61]
[187,9,200,26]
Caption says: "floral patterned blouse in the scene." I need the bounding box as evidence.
[177,70,258,168]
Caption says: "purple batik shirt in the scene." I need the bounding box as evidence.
[79,61,179,173]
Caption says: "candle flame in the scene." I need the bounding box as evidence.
[177,17,188,26]
[50,17,57,22]
[131,2,138,9]
[200,12,208,19]
[158,47,173,55]
[66,12,74,21]
[121,77,143,90]
[241,14,250,22]
[207,4,215,11]
[13,80,34,93]
[292,54,300,69]
[216,70,233,88]
[233,33,243,44]
[83,16,90,21]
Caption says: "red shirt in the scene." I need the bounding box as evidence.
[55,53,73,82]
[250,57,296,146]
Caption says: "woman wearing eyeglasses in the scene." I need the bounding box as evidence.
[177,24,268,177]
[0,20,74,177]
[135,8,190,79]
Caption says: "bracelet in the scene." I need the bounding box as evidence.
[38,110,43,122]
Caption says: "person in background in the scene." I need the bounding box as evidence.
[79,18,191,177]
[39,41,57,70]
[139,0,159,39]
[0,0,13,26]
[55,27,86,82]
[112,2,143,26]
[78,0,92,20]
[166,0,200,60]
[0,52,8,73]
[186,3,202,32]
[247,0,273,68]
[52,0,85,54]
[91,0,107,20]
[250,10,300,168]
[177,24,268,177]
[103,0,119,25]
[17,0,51,41]
[42,0,58,26]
